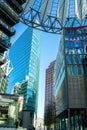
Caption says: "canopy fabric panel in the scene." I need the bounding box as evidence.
[75,0,87,24]
[39,0,53,22]
[57,0,69,26]
[23,0,35,12]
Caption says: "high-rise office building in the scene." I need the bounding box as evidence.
[7,27,41,129]
[44,61,55,128]
[54,27,87,130]
[0,0,26,93]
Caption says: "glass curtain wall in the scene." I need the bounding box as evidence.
[54,26,87,130]
[64,26,87,130]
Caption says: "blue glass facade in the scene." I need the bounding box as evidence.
[65,27,87,75]
[54,34,66,115]
[54,26,87,129]
[54,35,65,98]
[7,27,41,113]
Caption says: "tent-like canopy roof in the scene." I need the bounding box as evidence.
[20,0,87,33]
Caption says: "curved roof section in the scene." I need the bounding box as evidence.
[20,0,87,33]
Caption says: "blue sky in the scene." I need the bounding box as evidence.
[10,22,60,118]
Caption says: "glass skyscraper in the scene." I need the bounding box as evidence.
[54,26,87,130]
[7,27,41,129]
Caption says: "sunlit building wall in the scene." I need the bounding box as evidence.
[0,63,8,93]
[35,117,44,130]
[0,94,21,127]
[0,58,13,93]
[12,82,21,95]
[0,68,8,93]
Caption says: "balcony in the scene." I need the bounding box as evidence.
[0,19,16,36]
[0,1,19,26]
[0,53,6,65]
[17,0,27,5]
[0,35,11,52]
[6,0,23,13]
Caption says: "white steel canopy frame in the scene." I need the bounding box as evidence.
[20,0,87,33]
